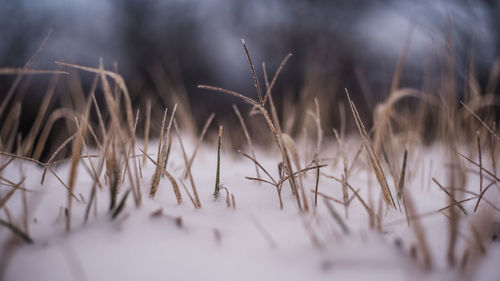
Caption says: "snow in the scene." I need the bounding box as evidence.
[1,139,499,281]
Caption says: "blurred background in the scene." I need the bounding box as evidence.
[1,0,499,158]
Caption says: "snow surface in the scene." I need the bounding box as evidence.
[1,138,500,281]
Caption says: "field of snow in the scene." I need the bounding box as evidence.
[2,138,499,281]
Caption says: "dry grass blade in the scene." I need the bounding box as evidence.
[174,119,200,207]
[306,98,323,155]
[251,53,292,112]
[446,184,500,213]
[474,180,493,213]
[198,85,259,107]
[0,102,21,151]
[333,129,350,216]
[166,66,197,134]
[348,142,364,175]
[322,173,377,221]
[214,125,223,198]
[92,93,107,140]
[150,106,168,194]
[245,177,276,186]
[460,250,470,272]
[262,62,269,90]
[141,149,181,204]
[311,190,345,205]
[179,180,197,208]
[490,123,498,176]
[277,164,327,186]
[385,197,477,227]
[55,61,133,126]
[76,120,103,192]
[251,55,292,115]
[398,149,411,225]
[81,116,102,152]
[40,163,80,201]
[240,149,298,210]
[233,105,260,181]
[457,151,500,183]
[157,107,169,163]
[0,157,15,173]
[251,216,277,249]
[120,109,142,206]
[445,153,461,267]
[41,133,77,184]
[239,151,276,184]
[0,178,26,209]
[106,140,121,212]
[460,101,500,141]
[17,163,28,236]
[0,29,52,121]
[0,68,68,75]
[345,89,395,208]
[432,178,467,215]
[311,189,359,205]
[313,155,320,207]
[323,198,350,235]
[403,189,433,269]
[477,132,484,196]
[279,149,302,210]
[142,99,152,165]
[82,137,109,225]
[151,105,179,201]
[397,149,408,200]
[220,186,231,208]
[111,189,131,220]
[241,39,264,103]
[262,53,293,106]
[183,113,215,179]
[282,134,309,211]
[0,218,33,244]
[32,108,79,161]
[469,223,486,254]
[83,184,97,224]
[0,176,30,192]
[66,117,84,232]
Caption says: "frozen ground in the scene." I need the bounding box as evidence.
[1,139,500,281]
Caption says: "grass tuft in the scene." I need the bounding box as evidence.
[345,89,396,209]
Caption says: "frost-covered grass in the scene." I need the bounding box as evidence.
[1,37,500,281]
[1,140,500,281]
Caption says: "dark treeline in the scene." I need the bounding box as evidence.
[1,0,499,156]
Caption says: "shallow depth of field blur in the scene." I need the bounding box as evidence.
[1,1,500,281]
